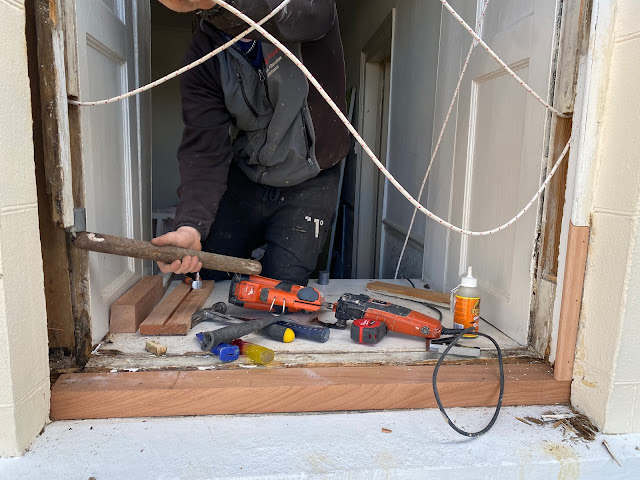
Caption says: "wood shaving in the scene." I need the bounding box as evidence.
[602,439,621,467]
[516,417,531,426]
[381,428,392,434]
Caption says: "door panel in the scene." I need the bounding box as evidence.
[425,0,558,344]
[75,0,151,343]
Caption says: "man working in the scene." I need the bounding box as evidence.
[155,0,350,285]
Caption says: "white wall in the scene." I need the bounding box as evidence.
[0,0,50,457]
[151,5,193,210]
[572,0,640,433]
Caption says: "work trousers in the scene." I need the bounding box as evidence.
[200,161,340,285]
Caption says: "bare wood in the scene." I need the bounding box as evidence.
[26,0,75,348]
[34,0,74,227]
[109,276,164,333]
[73,232,262,275]
[50,363,570,420]
[139,283,191,329]
[554,223,590,381]
[367,281,450,307]
[541,117,572,280]
[139,281,214,335]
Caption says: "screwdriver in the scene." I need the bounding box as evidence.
[231,339,274,365]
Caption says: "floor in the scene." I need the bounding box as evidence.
[2,405,639,479]
[88,279,526,371]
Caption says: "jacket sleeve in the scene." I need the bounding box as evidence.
[173,30,233,240]
[204,0,336,43]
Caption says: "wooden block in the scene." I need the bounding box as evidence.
[554,223,590,381]
[367,281,451,308]
[109,276,164,333]
[50,363,570,420]
[139,281,214,335]
[145,340,167,356]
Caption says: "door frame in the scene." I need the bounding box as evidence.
[353,10,395,279]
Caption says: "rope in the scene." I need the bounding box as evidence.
[68,0,292,106]
[394,0,490,279]
[210,0,571,236]
[69,0,571,238]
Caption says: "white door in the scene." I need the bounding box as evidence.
[424,0,559,344]
[74,0,152,343]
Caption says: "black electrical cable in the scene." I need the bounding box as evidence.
[400,275,416,289]
[433,327,504,437]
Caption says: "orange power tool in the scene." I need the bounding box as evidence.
[229,274,329,313]
[334,293,443,345]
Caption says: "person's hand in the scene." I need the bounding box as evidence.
[151,226,203,274]
[157,0,216,13]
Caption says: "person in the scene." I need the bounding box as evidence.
[154,0,349,286]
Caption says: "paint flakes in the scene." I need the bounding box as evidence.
[87,233,105,242]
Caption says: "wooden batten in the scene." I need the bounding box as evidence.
[554,223,590,381]
[51,363,570,420]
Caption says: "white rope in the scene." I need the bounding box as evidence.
[70,0,571,239]
[68,0,292,106]
[440,0,570,118]
[211,0,571,237]
[394,0,490,279]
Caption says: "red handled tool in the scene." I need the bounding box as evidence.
[229,274,330,313]
[335,293,443,345]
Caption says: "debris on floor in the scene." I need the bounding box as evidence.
[517,410,598,443]
[381,428,392,434]
[602,439,621,466]
[145,340,167,356]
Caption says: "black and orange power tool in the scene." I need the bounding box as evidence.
[334,293,443,345]
[229,274,330,313]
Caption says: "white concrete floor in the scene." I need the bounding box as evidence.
[2,405,639,479]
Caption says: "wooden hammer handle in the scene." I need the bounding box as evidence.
[73,232,262,275]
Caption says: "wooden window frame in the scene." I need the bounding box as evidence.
[31,0,588,419]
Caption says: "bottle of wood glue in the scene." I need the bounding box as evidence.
[453,267,481,337]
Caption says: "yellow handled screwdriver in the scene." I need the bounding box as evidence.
[231,339,274,365]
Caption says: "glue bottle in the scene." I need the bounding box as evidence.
[453,267,481,337]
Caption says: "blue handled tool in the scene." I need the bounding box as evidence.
[275,320,330,343]
[196,333,239,362]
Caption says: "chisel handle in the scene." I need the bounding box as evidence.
[275,321,330,343]
[199,317,279,351]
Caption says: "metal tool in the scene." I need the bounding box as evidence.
[198,317,281,351]
[191,307,295,342]
[334,293,443,345]
[229,274,331,313]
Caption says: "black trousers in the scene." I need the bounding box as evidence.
[200,162,340,285]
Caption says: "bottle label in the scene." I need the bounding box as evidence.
[453,296,480,332]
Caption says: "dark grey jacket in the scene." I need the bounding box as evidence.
[174,1,350,239]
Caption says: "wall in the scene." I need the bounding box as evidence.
[0,0,50,456]
[337,0,441,279]
[151,4,193,210]
[572,0,640,433]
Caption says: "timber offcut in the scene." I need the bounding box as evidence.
[50,363,570,420]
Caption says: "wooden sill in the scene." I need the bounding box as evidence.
[50,363,570,420]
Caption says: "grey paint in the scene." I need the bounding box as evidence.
[151,5,193,210]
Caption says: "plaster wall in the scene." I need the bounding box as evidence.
[0,0,50,457]
[572,0,640,433]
